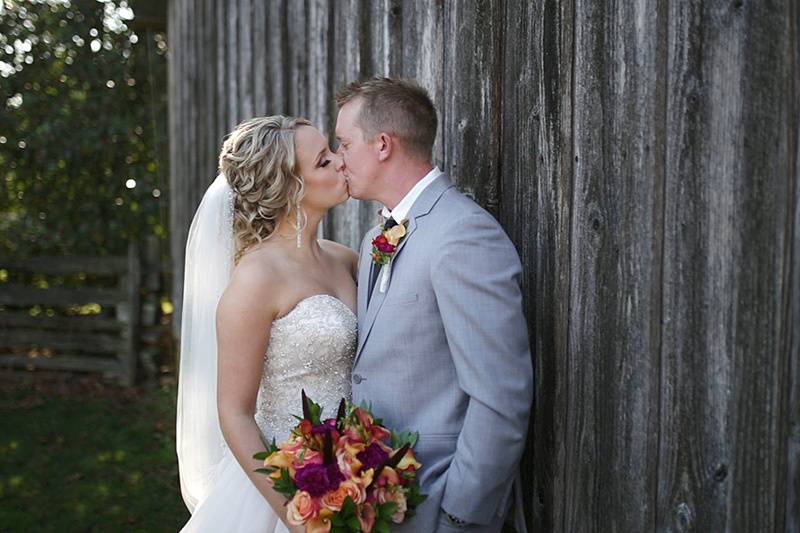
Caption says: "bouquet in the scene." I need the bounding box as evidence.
[254,390,427,532]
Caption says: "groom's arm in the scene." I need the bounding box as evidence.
[430,210,534,525]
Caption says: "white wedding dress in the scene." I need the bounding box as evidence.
[181,294,357,532]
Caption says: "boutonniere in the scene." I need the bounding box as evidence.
[371,219,408,292]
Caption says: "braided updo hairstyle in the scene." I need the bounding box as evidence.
[218,115,311,262]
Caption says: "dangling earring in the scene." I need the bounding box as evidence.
[295,209,302,248]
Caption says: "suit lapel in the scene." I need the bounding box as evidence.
[356,216,418,359]
[354,174,455,366]
[357,226,381,335]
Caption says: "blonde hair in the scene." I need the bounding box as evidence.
[218,115,311,262]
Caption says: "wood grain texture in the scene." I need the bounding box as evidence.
[560,0,667,530]
[328,0,371,248]
[499,0,574,530]
[400,0,444,166]
[165,1,800,530]
[442,0,502,212]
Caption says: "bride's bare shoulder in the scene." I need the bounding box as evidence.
[318,239,358,275]
[219,246,289,316]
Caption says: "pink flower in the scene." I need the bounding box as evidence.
[343,427,364,444]
[375,465,400,487]
[355,407,374,427]
[336,449,357,477]
[295,449,323,467]
[368,425,392,441]
[286,491,319,525]
[375,488,407,523]
[281,437,304,452]
[358,502,377,532]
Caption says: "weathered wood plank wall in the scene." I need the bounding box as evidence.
[167,1,799,531]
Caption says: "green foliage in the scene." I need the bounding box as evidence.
[390,429,419,449]
[252,437,279,461]
[328,497,400,533]
[271,467,297,498]
[330,496,359,532]
[0,0,168,257]
[405,482,428,509]
[301,389,325,424]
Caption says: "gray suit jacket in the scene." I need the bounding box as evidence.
[352,174,533,533]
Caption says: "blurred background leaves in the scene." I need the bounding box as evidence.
[0,0,168,258]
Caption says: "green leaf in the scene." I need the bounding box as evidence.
[253,467,275,474]
[266,437,279,454]
[377,501,398,518]
[346,516,361,531]
[340,495,356,517]
[302,389,325,424]
[271,467,297,498]
[374,519,390,533]
[252,451,269,461]
[406,483,428,508]
[390,430,419,448]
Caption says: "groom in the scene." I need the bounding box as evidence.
[335,77,533,533]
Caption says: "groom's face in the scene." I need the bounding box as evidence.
[335,99,379,200]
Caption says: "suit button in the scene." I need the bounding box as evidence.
[353,374,364,384]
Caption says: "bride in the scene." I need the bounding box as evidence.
[176,116,358,532]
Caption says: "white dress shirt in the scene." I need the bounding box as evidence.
[380,166,443,223]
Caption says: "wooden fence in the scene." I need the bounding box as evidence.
[0,245,140,386]
[0,239,169,386]
[167,1,799,531]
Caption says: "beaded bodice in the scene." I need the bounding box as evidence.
[254,294,357,444]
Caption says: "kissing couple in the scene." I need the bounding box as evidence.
[176,77,533,533]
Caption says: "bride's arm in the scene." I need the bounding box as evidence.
[215,262,302,532]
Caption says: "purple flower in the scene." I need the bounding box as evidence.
[357,442,389,471]
[311,418,338,435]
[294,463,345,497]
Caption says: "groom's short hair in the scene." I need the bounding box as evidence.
[335,77,437,162]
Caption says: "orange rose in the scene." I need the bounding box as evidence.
[286,491,319,525]
[321,480,364,511]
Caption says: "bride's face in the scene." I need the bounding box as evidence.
[294,125,347,212]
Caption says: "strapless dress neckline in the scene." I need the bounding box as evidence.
[274,293,356,324]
